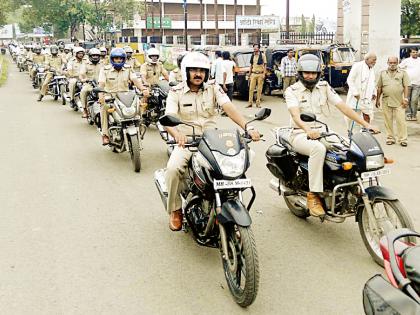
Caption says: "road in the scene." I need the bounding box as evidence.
[0,59,419,315]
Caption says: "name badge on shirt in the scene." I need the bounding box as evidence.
[182,104,193,107]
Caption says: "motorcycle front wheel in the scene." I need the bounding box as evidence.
[358,199,414,266]
[129,134,141,172]
[60,85,66,105]
[222,225,259,307]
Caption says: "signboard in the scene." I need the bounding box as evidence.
[0,24,13,39]
[236,16,280,30]
[146,17,172,29]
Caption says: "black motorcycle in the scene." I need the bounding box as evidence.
[265,113,414,266]
[155,108,271,307]
[32,64,46,89]
[142,81,170,127]
[85,80,101,128]
[46,69,68,103]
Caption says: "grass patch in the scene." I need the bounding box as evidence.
[0,55,9,87]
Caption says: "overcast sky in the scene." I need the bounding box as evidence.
[261,0,338,20]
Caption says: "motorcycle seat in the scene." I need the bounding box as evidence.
[117,91,136,107]
[403,245,420,291]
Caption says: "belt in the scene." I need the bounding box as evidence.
[252,71,263,74]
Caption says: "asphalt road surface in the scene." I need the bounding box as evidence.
[1,59,419,315]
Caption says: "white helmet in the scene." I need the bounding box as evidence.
[123,46,134,54]
[73,47,85,55]
[180,52,211,82]
[147,48,160,64]
[88,48,101,56]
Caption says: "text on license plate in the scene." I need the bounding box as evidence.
[214,179,252,189]
[341,69,348,74]
[361,168,391,179]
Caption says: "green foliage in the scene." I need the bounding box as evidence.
[299,14,307,33]
[0,55,9,87]
[401,0,420,38]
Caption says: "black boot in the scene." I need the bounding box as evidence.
[37,95,43,102]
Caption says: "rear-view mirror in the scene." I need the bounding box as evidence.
[300,112,316,122]
[255,108,271,121]
[159,115,182,127]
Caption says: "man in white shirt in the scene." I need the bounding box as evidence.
[210,51,224,85]
[221,51,236,101]
[345,52,377,132]
[399,48,420,121]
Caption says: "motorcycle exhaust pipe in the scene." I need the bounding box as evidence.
[269,179,279,192]
[154,169,168,212]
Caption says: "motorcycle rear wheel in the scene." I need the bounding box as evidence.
[358,199,414,266]
[222,225,259,307]
[129,134,141,173]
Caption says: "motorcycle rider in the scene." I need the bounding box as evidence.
[38,45,65,101]
[124,46,141,72]
[63,45,72,63]
[285,54,379,218]
[99,47,109,65]
[66,46,86,107]
[29,45,46,81]
[168,54,184,84]
[140,47,169,86]
[164,51,261,231]
[79,48,103,118]
[97,48,149,145]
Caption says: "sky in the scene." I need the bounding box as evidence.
[261,0,338,20]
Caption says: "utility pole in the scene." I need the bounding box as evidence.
[184,0,188,50]
[144,0,148,38]
[286,0,290,39]
[200,0,203,37]
[214,0,219,44]
[159,0,163,40]
[151,0,155,37]
[256,0,260,44]
[234,0,237,45]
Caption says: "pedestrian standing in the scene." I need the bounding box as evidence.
[345,52,377,132]
[247,43,267,108]
[280,49,297,93]
[211,51,223,84]
[399,48,420,121]
[221,51,236,101]
[376,56,410,147]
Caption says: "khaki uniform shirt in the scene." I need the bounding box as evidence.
[25,51,33,60]
[165,81,230,135]
[377,69,410,108]
[100,57,110,66]
[140,61,168,86]
[45,55,64,73]
[251,52,267,73]
[80,61,103,81]
[67,57,86,78]
[31,54,46,65]
[169,68,183,83]
[126,57,141,72]
[98,64,137,93]
[285,81,342,129]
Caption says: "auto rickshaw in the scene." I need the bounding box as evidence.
[264,45,296,95]
[230,47,254,99]
[320,44,355,89]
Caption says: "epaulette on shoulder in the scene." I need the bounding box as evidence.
[290,83,299,90]
[207,79,216,85]
[124,64,131,68]
[171,82,184,91]
[317,81,327,86]
[104,64,112,70]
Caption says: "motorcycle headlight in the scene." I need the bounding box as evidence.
[213,149,246,178]
[366,154,384,170]
[122,106,136,118]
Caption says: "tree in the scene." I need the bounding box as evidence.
[401,0,420,38]
[299,14,307,33]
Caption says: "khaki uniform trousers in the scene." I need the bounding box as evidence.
[68,77,78,101]
[283,76,296,93]
[290,132,326,193]
[40,72,54,96]
[165,147,192,213]
[248,73,264,105]
[80,83,93,109]
[100,103,111,137]
[383,104,408,143]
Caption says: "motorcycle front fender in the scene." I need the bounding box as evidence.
[217,199,252,227]
[126,125,138,136]
[365,186,397,203]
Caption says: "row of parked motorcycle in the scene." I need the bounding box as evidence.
[9,46,420,313]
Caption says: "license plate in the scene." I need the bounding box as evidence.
[341,69,348,74]
[214,178,252,190]
[361,168,391,180]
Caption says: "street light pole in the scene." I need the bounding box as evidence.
[286,0,290,39]
[184,0,188,50]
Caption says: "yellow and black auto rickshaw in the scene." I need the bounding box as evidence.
[319,44,355,89]
[230,47,254,99]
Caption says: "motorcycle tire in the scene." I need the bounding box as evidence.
[222,225,259,308]
[358,199,415,267]
[129,134,141,172]
[60,85,66,105]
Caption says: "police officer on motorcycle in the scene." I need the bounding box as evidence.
[140,48,169,86]
[29,45,45,81]
[66,47,86,107]
[99,47,109,65]
[98,48,149,145]
[164,52,261,231]
[38,45,65,101]
[285,54,379,218]
[79,48,103,118]
[124,46,141,72]
[168,53,185,84]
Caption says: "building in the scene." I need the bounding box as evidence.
[120,0,264,46]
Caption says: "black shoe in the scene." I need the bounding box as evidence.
[37,95,43,102]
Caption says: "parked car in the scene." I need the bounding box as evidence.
[400,43,420,60]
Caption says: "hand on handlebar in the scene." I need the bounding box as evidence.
[306,130,321,140]
[175,132,188,148]
[365,124,380,134]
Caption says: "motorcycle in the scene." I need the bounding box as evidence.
[265,112,414,266]
[154,108,271,307]
[85,80,101,128]
[17,55,26,72]
[142,81,170,127]
[0,47,5,55]
[32,64,46,89]
[46,69,68,103]
[65,80,83,111]
[363,228,420,314]
[94,87,145,173]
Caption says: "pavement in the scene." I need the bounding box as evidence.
[0,57,419,315]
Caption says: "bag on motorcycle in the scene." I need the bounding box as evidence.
[266,144,297,181]
[363,274,420,315]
